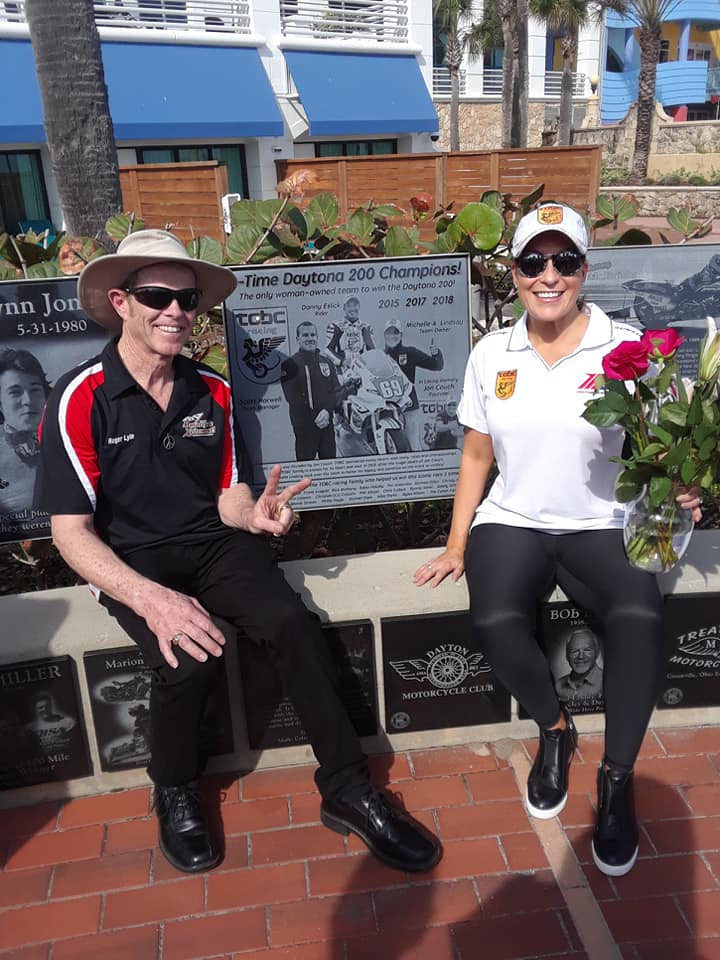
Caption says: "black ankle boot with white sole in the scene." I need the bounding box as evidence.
[526,707,577,820]
[592,763,639,877]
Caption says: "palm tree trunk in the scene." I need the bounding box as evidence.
[500,0,528,148]
[25,0,122,242]
[557,30,576,146]
[631,24,660,182]
[450,67,460,151]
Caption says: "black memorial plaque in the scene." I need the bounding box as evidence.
[0,655,91,789]
[239,621,377,751]
[382,612,510,733]
[658,594,720,710]
[519,602,605,718]
[84,646,234,772]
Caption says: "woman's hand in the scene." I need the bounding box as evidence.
[676,485,702,524]
[413,547,465,588]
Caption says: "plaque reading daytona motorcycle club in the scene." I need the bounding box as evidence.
[84,647,234,772]
[224,254,471,510]
[381,613,510,733]
[0,655,91,789]
[657,594,720,710]
[238,621,377,751]
[518,602,605,718]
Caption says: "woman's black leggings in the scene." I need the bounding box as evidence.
[465,524,664,769]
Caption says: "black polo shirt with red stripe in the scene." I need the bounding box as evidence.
[35,338,246,556]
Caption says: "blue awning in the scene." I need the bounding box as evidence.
[284,50,438,136]
[0,39,283,144]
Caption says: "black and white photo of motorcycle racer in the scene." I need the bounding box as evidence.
[336,349,414,456]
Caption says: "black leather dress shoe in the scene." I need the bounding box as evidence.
[321,787,441,873]
[592,764,639,877]
[153,783,221,873]
[526,707,577,820]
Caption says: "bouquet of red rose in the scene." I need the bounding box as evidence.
[582,321,720,572]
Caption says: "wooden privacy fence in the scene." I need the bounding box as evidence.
[277,146,602,233]
[119,161,229,243]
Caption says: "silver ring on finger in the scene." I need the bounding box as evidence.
[172,632,186,647]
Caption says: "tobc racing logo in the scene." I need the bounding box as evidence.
[232,307,288,384]
[389,644,490,690]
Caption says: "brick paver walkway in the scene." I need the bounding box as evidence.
[2,726,720,959]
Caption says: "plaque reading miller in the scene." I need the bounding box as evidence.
[658,594,720,710]
[84,646,234,772]
[0,655,91,789]
[382,613,510,733]
[239,621,377,751]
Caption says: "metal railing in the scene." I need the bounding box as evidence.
[0,1,252,35]
[482,68,502,96]
[279,0,408,41]
[543,70,586,97]
[432,67,466,97]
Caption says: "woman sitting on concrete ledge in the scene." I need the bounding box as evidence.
[415,202,702,878]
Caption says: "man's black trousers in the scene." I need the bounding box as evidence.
[99,530,368,799]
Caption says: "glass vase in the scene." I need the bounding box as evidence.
[622,487,694,574]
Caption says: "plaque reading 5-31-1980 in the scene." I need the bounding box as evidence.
[0,656,91,789]
[239,621,377,751]
[658,594,720,710]
[381,613,510,733]
[84,647,234,772]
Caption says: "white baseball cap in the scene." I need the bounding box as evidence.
[511,203,589,258]
[384,318,403,333]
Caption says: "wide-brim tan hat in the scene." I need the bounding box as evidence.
[78,229,237,330]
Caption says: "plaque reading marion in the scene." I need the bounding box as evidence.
[84,647,234,772]
[382,613,510,733]
[0,656,91,789]
[239,621,377,751]
[658,594,720,710]
[521,602,605,718]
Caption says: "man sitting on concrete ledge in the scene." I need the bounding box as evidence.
[35,229,441,876]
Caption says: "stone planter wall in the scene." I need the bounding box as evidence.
[597,185,720,219]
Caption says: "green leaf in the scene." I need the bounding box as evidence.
[614,228,654,246]
[454,203,504,252]
[231,199,283,231]
[0,259,16,280]
[384,226,418,258]
[638,442,666,460]
[105,213,145,239]
[649,475,673,506]
[519,186,544,214]
[595,194,615,220]
[666,207,697,236]
[661,438,691,466]
[479,190,503,213]
[346,209,375,246]
[27,260,61,278]
[648,422,674,446]
[659,401,689,428]
[186,236,224,266]
[367,203,404,219]
[224,224,280,264]
[681,457,699,485]
[699,437,716,461]
[582,401,625,427]
[305,192,339,236]
[200,344,228,378]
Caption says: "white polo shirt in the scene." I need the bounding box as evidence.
[457,304,640,533]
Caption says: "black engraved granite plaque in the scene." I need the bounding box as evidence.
[518,602,605,719]
[84,646,234,772]
[239,620,377,751]
[0,655,91,788]
[657,594,720,710]
[381,612,510,733]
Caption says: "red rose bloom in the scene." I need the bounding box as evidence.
[640,328,684,359]
[602,341,650,380]
[410,192,432,214]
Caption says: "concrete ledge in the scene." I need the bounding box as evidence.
[2,532,720,808]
